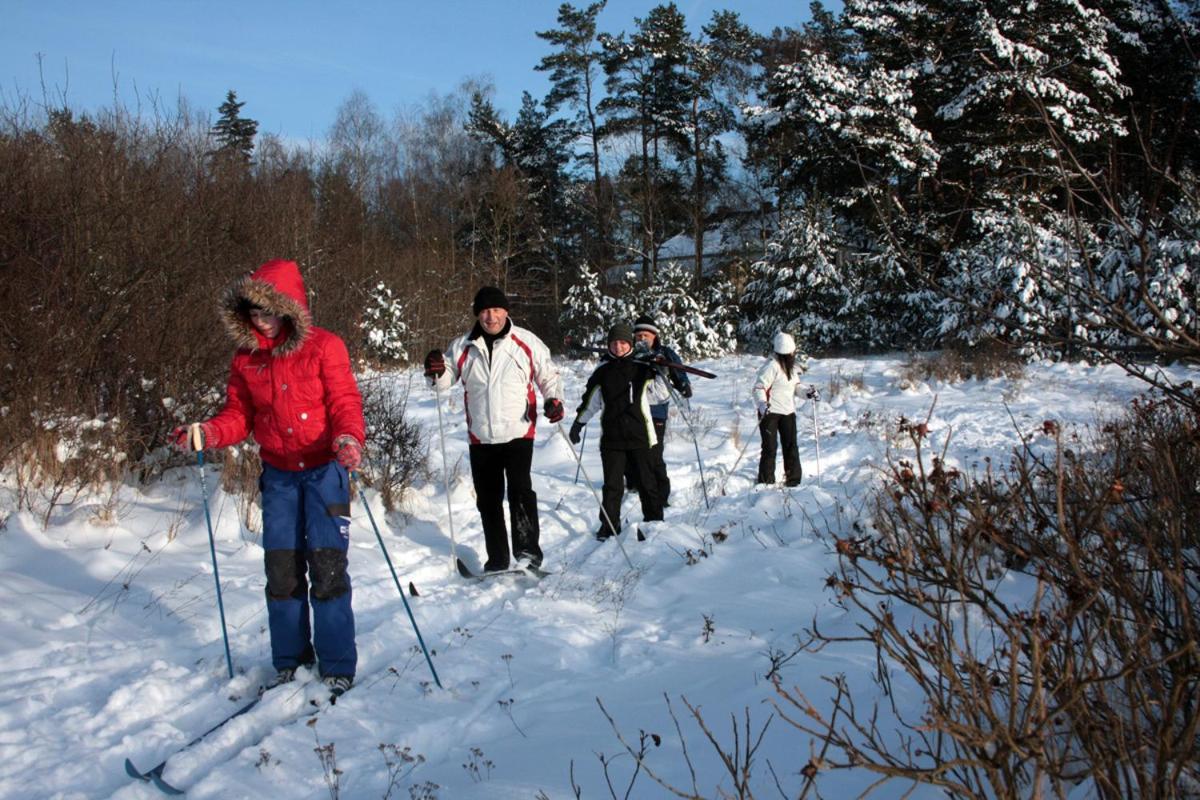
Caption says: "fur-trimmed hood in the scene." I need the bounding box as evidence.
[219,259,312,356]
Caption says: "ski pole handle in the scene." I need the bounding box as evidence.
[190,422,205,452]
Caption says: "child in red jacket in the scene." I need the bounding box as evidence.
[173,259,365,697]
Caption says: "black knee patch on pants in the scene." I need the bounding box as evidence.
[309,548,350,600]
[265,550,307,601]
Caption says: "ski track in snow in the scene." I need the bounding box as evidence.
[0,354,1189,799]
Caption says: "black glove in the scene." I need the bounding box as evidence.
[569,420,584,444]
[544,398,565,423]
[423,349,445,379]
[680,383,693,399]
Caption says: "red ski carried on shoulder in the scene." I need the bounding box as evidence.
[565,340,717,379]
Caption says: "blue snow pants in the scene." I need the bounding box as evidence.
[260,460,356,678]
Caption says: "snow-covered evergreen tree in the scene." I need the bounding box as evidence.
[359,281,410,365]
[745,48,939,204]
[740,204,842,350]
[1089,193,1200,354]
[935,209,1093,359]
[740,203,922,352]
[700,273,739,355]
[625,261,734,360]
[560,263,616,349]
[844,0,1129,215]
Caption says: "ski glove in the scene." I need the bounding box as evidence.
[334,435,363,471]
[544,398,565,423]
[568,420,585,445]
[423,349,445,379]
[756,402,767,419]
[170,423,214,452]
[679,383,693,399]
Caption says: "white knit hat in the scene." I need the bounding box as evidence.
[772,332,796,355]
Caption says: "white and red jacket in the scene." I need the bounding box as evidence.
[432,320,562,445]
[752,356,806,415]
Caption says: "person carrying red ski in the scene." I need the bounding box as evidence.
[752,332,805,487]
[570,323,670,539]
[423,287,564,571]
[628,314,691,506]
[171,258,364,697]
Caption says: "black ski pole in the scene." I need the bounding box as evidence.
[353,473,443,690]
[556,421,635,570]
[573,424,587,484]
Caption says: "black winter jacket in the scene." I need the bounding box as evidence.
[574,354,669,449]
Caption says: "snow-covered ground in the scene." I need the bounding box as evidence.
[1,353,1189,800]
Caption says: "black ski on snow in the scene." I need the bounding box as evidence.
[456,557,550,581]
[125,680,339,795]
[124,694,262,793]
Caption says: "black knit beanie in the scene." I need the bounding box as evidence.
[607,323,635,345]
[473,286,510,316]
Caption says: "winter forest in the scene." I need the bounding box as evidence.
[2,0,1200,798]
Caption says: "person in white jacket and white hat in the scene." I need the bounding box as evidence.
[752,332,805,487]
[423,287,564,571]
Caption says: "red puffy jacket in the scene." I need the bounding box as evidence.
[205,259,365,472]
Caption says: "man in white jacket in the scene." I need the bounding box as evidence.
[424,287,564,571]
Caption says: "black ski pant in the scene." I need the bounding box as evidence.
[469,438,541,569]
[757,412,802,486]
[624,418,671,505]
[600,445,662,537]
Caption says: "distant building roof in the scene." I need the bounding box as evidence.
[605,226,760,283]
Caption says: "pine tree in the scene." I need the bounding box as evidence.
[624,261,733,359]
[676,10,755,279]
[467,90,576,331]
[740,202,845,351]
[560,262,616,347]
[740,202,923,352]
[845,0,1129,216]
[209,90,258,162]
[360,281,411,365]
[1079,194,1200,359]
[536,2,608,212]
[536,2,617,274]
[935,208,1092,359]
[599,3,691,281]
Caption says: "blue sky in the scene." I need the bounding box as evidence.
[1,1,824,143]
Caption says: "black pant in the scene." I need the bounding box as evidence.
[624,418,670,505]
[600,446,663,537]
[757,412,802,486]
[469,438,541,569]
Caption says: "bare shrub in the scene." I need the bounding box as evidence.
[594,694,774,800]
[781,395,1199,798]
[8,412,129,528]
[826,367,865,400]
[359,374,427,512]
[899,340,1026,388]
[219,442,263,534]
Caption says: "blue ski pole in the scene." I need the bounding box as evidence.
[354,473,442,690]
[191,424,234,680]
